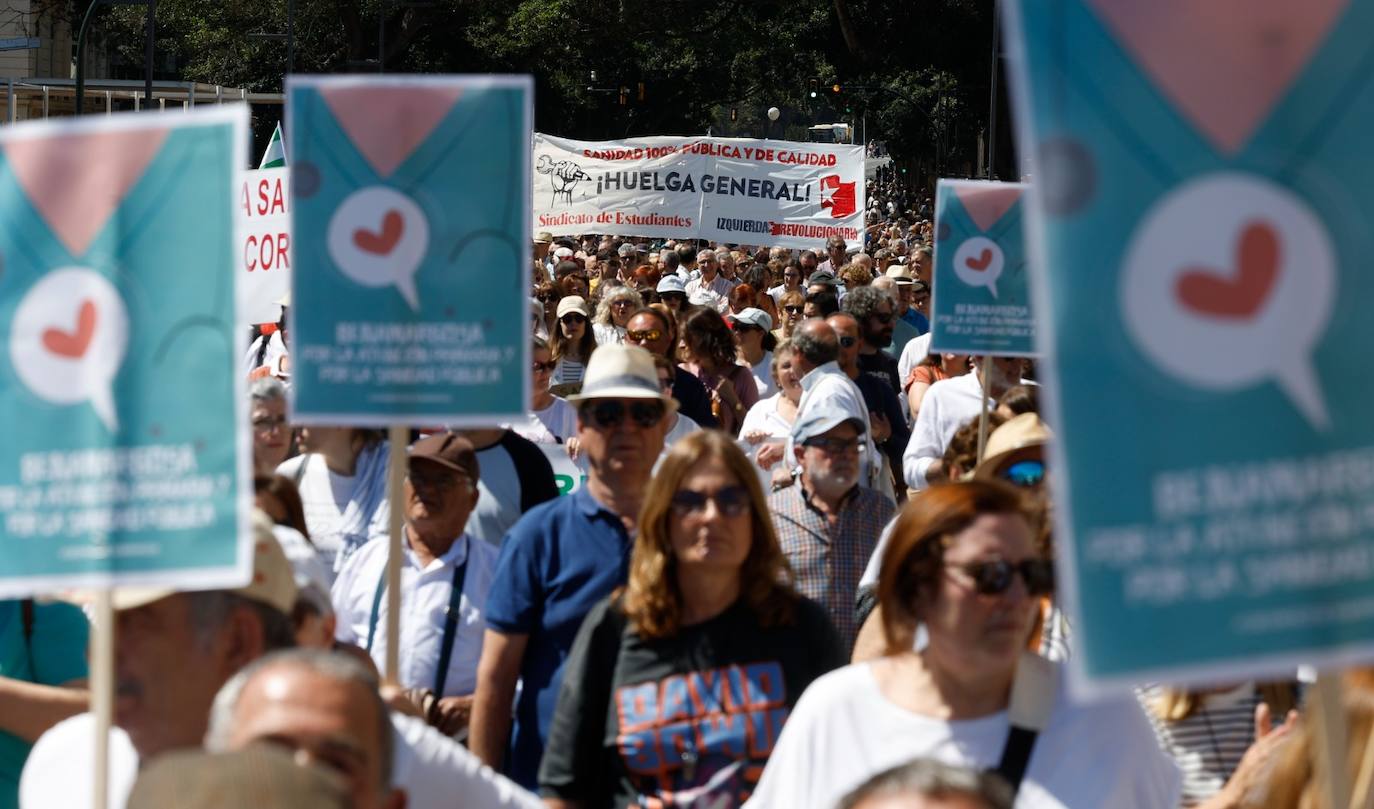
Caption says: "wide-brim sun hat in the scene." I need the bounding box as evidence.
[566,344,678,408]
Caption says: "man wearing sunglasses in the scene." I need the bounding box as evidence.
[842,286,902,395]
[471,344,672,790]
[770,404,896,654]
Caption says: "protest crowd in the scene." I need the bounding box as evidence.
[1,171,1357,809]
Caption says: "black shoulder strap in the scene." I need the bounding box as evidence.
[21,598,35,673]
[994,726,1038,793]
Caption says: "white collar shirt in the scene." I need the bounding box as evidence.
[332,531,499,696]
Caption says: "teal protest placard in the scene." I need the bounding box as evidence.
[929,180,1034,357]
[1004,1,1374,691]
[288,75,533,425]
[0,107,251,596]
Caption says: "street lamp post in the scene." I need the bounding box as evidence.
[76,0,154,115]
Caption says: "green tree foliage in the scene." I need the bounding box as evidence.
[83,0,1001,172]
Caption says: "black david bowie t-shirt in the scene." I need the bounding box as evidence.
[540,594,844,808]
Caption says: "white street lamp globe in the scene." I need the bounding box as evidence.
[767,107,781,121]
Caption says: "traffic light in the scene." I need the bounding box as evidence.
[730,107,738,122]
[637,82,646,102]
[808,79,818,98]
[831,83,842,94]
[619,87,628,106]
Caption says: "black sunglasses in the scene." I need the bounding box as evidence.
[784,305,804,314]
[951,559,1055,597]
[581,399,665,430]
[670,485,749,517]
[560,313,587,325]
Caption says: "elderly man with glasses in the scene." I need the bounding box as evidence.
[332,433,499,738]
[684,249,733,313]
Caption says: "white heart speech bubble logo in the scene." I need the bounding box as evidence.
[10,267,129,431]
[1120,172,1336,430]
[327,186,429,311]
[952,236,1005,298]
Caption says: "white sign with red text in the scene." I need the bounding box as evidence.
[533,134,865,249]
[237,167,291,325]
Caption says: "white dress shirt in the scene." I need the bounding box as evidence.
[332,532,497,696]
[901,372,995,491]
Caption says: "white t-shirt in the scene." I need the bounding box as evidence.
[593,322,626,346]
[662,412,701,450]
[276,454,390,571]
[22,712,544,809]
[746,662,1180,809]
[750,350,776,399]
[740,392,794,441]
[506,397,578,445]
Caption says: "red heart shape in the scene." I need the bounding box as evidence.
[1175,221,1279,319]
[42,299,98,358]
[965,248,993,272]
[353,210,405,255]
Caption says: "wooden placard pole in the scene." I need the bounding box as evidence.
[1311,672,1350,809]
[91,588,114,809]
[384,424,408,682]
[976,355,993,465]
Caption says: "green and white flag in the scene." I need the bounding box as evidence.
[258,122,286,169]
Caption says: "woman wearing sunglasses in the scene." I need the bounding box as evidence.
[507,337,578,445]
[749,481,1180,809]
[679,307,760,436]
[775,290,806,343]
[552,296,597,387]
[540,432,844,809]
[592,285,644,347]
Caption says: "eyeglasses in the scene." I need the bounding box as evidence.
[627,328,663,343]
[611,299,633,308]
[671,485,749,517]
[838,336,856,348]
[560,313,587,325]
[999,459,1045,488]
[949,559,1055,597]
[532,360,557,373]
[538,294,558,302]
[252,415,288,432]
[580,399,666,430]
[784,305,804,315]
[803,435,861,454]
[408,467,470,492]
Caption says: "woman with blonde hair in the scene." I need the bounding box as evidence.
[539,431,843,809]
[592,285,643,346]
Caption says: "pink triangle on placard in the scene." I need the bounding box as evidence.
[320,86,464,178]
[1085,0,1347,155]
[953,185,1022,232]
[5,128,168,257]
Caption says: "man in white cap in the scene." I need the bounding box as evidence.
[470,344,672,790]
[533,232,553,278]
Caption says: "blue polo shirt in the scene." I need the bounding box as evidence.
[484,486,632,789]
[900,306,930,336]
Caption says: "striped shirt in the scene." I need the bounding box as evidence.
[1137,683,1257,806]
[768,484,896,652]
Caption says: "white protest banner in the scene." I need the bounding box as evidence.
[237,167,291,325]
[533,134,864,249]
